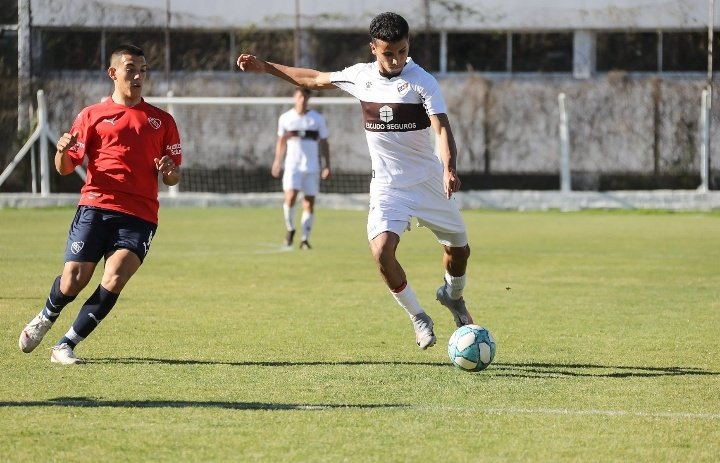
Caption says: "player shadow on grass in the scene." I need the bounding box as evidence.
[0,397,409,411]
[493,362,719,378]
[88,357,719,378]
[89,357,446,367]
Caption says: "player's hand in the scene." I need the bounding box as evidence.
[271,161,281,178]
[155,155,177,176]
[444,168,461,199]
[321,167,330,180]
[56,132,78,154]
[236,54,264,73]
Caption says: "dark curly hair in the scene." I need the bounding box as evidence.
[369,12,409,43]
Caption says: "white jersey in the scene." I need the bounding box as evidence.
[329,58,447,188]
[277,108,328,173]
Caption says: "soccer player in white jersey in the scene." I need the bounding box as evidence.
[237,12,474,349]
[274,87,331,249]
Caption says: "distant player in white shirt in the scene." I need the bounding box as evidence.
[237,12,474,349]
[273,87,330,249]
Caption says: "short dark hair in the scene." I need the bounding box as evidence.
[110,44,145,62]
[294,86,311,97]
[369,12,409,43]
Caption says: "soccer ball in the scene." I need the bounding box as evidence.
[447,325,496,372]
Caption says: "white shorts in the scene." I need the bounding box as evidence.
[366,176,468,247]
[282,170,320,196]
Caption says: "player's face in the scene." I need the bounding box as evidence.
[370,38,409,77]
[109,54,148,98]
[294,89,309,112]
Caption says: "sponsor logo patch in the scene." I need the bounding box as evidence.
[379,105,393,123]
[166,143,182,156]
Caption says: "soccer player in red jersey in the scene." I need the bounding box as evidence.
[18,44,183,364]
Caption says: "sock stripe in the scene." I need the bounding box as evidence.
[392,281,407,293]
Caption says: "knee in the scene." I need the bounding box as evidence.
[370,242,395,268]
[101,272,131,293]
[61,265,93,294]
[447,244,470,261]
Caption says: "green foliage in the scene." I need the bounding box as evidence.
[0,208,718,462]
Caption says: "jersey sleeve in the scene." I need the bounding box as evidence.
[277,112,286,137]
[163,115,183,166]
[65,108,91,167]
[318,113,329,139]
[415,72,447,117]
[329,63,365,99]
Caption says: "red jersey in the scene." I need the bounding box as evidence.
[66,98,183,224]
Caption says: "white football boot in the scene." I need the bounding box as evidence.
[19,313,54,353]
[411,312,436,349]
[50,343,83,365]
[436,284,474,328]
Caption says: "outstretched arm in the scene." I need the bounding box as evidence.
[236,54,336,90]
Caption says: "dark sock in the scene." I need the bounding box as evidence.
[58,285,119,348]
[42,275,76,322]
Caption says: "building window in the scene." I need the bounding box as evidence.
[512,32,573,72]
[104,31,166,70]
[662,31,720,72]
[410,32,440,72]
[597,32,658,72]
[447,32,507,72]
[42,30,102,70]
[0,30,17,74]
[235,30,295,67]
[0,2,18,24]
[170,31,230,71]
[312,32,371,70]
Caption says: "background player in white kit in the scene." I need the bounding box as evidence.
[273,87,330,249]
[237,12,474,349]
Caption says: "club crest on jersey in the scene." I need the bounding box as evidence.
[379,105,394,123]
[71,241,85,254]
[397,81,410,96]
[148,117,162,129]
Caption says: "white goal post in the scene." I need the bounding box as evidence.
[143,94,366,195]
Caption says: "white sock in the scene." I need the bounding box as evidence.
[391,282,424,316]
[283,204,295,231]
[301,211,313,241]
[62,327,84,345]
[444,272,466,300]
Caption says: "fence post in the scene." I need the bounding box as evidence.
[37,90,51,196]
[558,93,571,192]
[699,89,711,193]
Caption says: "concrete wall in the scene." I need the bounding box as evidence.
[29,0,719,30]
[35,71,718,180]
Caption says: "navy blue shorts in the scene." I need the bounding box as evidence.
[64,206,158,263]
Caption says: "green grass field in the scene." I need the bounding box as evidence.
[1,207,719,462]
